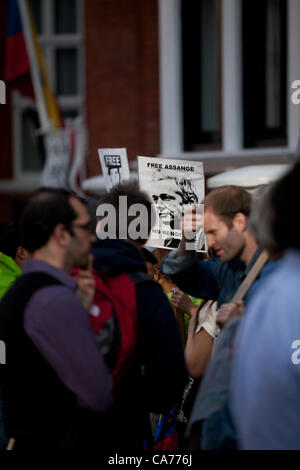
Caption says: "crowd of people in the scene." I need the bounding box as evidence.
[0,160,299,451]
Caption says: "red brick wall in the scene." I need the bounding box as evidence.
[85,0,160,177]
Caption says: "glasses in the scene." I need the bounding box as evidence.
[71,221,94,233]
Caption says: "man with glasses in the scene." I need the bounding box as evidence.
[0,188,113,451]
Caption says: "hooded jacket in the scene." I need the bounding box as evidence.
[92,238,189,449]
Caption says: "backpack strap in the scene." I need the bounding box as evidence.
[0,271,62,315]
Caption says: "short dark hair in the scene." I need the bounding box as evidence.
[21,188,79,253]
[203,186,252,227]
[268,161,300,251]
[0,222,22,259]
[97,181,155,243]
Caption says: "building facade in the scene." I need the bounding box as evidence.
[0,0,299,223]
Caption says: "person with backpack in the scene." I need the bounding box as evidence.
[91,182,189,450]
[0,188,113,451]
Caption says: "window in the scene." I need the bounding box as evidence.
[242,0,287,148]
[159,0,297,171]
[14,0,84,183]
[181,0,222,151]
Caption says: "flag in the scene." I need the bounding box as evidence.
[5,0,62,130]
[4,0,33,98]
[5,0,30,81]
[5,0,86,191]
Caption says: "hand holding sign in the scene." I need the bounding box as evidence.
[179,205,204,251]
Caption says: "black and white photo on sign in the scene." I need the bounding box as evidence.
[98,148,130,192]
[138,156,207,252]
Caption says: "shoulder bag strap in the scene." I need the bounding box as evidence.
[232,250,269,301]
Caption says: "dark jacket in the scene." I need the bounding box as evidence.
[161,249,277,307]
[92,239,189,449]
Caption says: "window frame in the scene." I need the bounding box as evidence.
[158,0,299,173]
[0,0,84,192]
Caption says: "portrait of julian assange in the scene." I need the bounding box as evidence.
[150,168,206,251]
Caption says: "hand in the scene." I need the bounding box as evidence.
[171,287,198,317]
[178,206,203,255]
[216,300,244,328]
[76,254,95,312]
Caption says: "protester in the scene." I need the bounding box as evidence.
[92,182,189,450]
[231,161,300,450]
[0,188,113,451]
[161,185,275,318]
[0,222,29,300]
[161,185,279,449]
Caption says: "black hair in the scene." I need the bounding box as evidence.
[21,187,80,253]
[0,222,22,259]
[97,181,155,243]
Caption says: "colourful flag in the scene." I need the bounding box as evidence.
[5,0,62,129]
[4,0,86,191]
[5,0,30,81]
[4,0,33,98]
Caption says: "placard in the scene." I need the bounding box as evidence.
[98,148,130,192]
[138,156,206,251]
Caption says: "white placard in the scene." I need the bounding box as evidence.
[42,129,70,188]
[138,156,207,252]
[98,148,130,192]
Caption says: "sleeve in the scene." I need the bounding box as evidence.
[160,249,197,275]
[24,285,113,412]
[161,250,221,301]
[136,283,189,413]
[194,300,220,339]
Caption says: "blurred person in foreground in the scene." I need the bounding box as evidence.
[231,162,300,450]
[0,188,113,451]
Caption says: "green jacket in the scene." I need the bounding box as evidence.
[166,292,202,338]
[0,251,22,300]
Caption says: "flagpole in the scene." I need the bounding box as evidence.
[17,0,50,132]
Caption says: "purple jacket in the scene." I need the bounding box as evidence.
[22,259,113,412]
